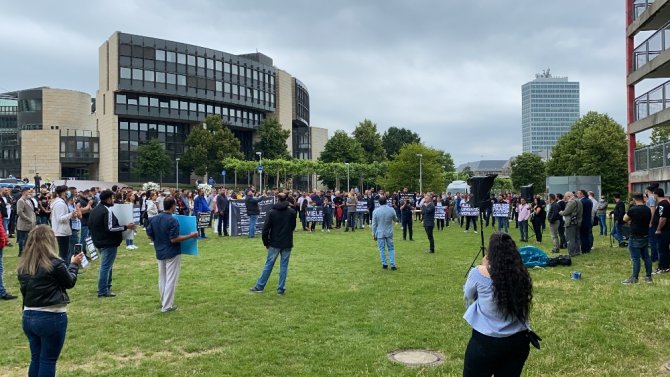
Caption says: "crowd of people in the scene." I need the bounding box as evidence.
[5,178,670,377]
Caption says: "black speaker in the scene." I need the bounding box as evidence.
[521,184,534,201]
[468,175,497,210]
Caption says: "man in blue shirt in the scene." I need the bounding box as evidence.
[147,197,198,312]
[372,196,398,270]
[193,189,210,239]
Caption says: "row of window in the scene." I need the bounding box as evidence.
[118,120,189,154]
[115,93,266,125]
[119,68,275,106]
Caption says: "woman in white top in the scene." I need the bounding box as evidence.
[50,186,79,261]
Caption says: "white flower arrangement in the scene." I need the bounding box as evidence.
[142,181,161,192]
[198,183,213,196]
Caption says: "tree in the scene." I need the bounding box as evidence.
[492,177,514,193]
[352,119,386,163]
[133,138,172,182]
[253,116,291,160]
[381,127,421,159]
[510,153,546,191]
[650,125,670,145]
[460,166,473,179]
[181,115,244,178]
[383,143,445,193]
[319,130,366,164]
[546,111,628,195]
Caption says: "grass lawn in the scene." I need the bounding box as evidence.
[0,218,669,376]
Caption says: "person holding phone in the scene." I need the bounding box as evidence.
[17,225,83,377]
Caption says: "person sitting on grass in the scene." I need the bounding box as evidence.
[463,232,534,377]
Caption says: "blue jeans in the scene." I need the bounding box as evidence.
[98,247,117,295]
[519,220,528,241]
[126,238,134,246]
[649,227,659,261]
[598,214,607,235]
[79,226,89,245]
[36,216,49,225]
[17,229,29,255]
[496,217,509,233]
[2,218,8,234]
[612,221,623,243]
[628,236,651,279]
[0,248,6,297]
[254,247,291,292]
[23,310,68,377]
[377,237,395,267]
[248,215,258,238]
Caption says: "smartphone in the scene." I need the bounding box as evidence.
[74,244,83,254]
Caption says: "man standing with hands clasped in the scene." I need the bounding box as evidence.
[422,194,436,253]
[622,192,653,284]
[372,196,398,270]
[250,193,296,295]
[147,197,198,312]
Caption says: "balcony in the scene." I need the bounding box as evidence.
[634,79,670,120]
[634,0,656,21]
[59,129,99,164]
[633,22,670,71]
[629,0,670,35]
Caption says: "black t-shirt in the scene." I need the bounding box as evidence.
[627,204,652,237]
[653,199,670,231]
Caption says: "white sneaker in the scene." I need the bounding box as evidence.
[132,245,138,250]
[126,246,132,250]
[149,242,154,246]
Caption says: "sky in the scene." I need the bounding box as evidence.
[0,0,627,166]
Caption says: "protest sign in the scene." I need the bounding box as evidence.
[111,203,134,240]
[173,215,198,256]
[492,203,509,218]
[460,203,480,217]
[306,206,324,222]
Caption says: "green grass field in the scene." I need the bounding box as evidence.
[0,219,669,376]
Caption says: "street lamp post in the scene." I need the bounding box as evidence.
[345,162,350,192]
[256,152,262,194]
[176,158,180,191]
[416,154,423,194]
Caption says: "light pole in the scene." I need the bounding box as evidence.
[256,151,262,194]
[176,158,180,191]
[416,153,423,194]
[345,162,350,192]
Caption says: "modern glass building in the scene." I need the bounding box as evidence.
[521,73,580,157]
[97,32,325,184]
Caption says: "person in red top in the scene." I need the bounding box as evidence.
[0,217,17,300]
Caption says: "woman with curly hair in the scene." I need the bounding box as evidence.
[463,232,534,377]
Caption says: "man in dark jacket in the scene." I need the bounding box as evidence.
[88,190,136,298]
[422,194,436,253]
[578,190,593,253]
[250,193,296,294]
[547,194,561,253]
[215,188,229,237]
[245,191,265,238]
[611,192,626,247]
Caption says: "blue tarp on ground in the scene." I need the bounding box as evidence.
[518,246,548,267]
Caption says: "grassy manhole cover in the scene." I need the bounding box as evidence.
[388,349,445,368]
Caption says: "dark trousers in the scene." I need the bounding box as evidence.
[532,217,543,242]
[463,329,530,377]
[579,223,592,252]
[656,231,670,270]
[323,213,333,229]
[558,221,567,248]
[436,218,445,230]
[23,310,68,377]
[402,218,413,240]
[217,212,229,236]
[299,211,307,230]
[56,236,70,261]
[465,216,477,231]
[17,229,29,256]
[347,212,356,231]
[425,226,434,252]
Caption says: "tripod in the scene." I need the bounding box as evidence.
[465,212,487,278]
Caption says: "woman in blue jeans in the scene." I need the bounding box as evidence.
[17,225,83,377]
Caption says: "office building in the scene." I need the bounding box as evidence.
[521,71,580,156]
[627,1,670,192]
[0,87,97,180]
[96,31,325,184]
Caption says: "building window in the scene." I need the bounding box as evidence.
[232,85,238,95]
[170,100,179,109]
[215,61,222,71]
[144,70,155,82]
[155,49,165,61]
[224,83,231,94]
[116,94,126,104]
[139,96,148,106]
[155,72,165,83]
[166,73,176,85]
[120,67,131,79]
[216,81,223,92]
[232,64,238,76]
[150,97,159,107]
[177,53,186,65]
[197,56,205,68]
[187,55,196,66]
[166,51,176,63]
[206,58,214,70]
[132,68,143,80]
[224,62,231,74]
[177,75,186,86]
[189,102,197,112]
